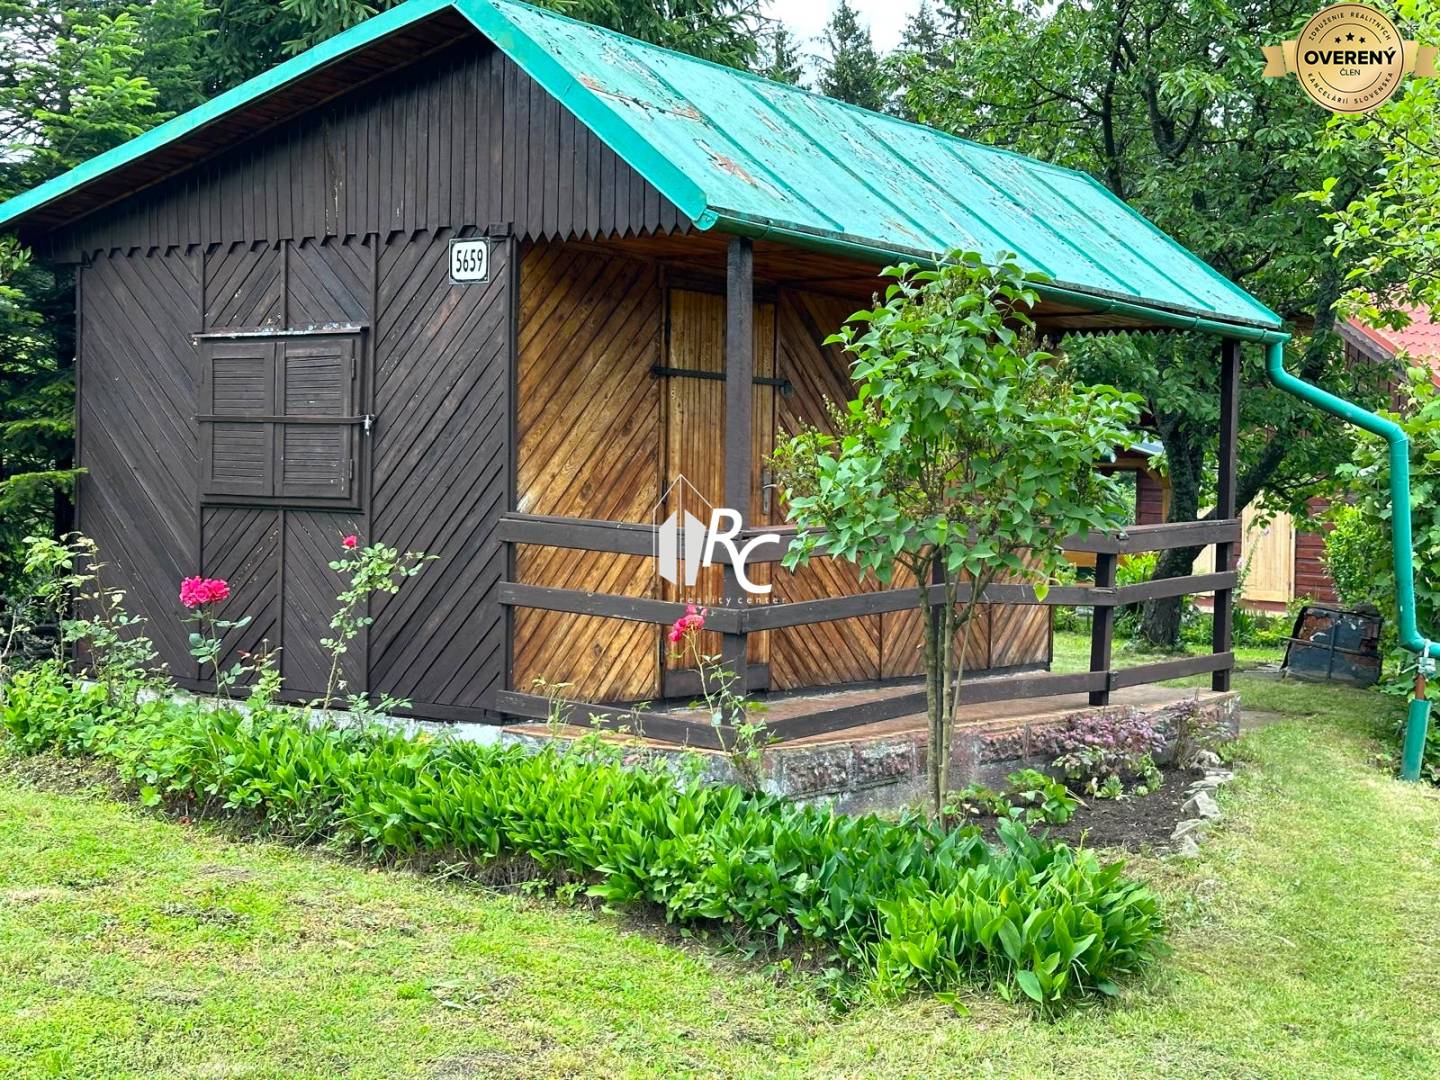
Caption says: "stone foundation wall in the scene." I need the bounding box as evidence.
[503,691,1241,816]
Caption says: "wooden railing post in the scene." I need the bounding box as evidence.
[721,235,754,677]
[1089,552,1117,705]
[1213,339,1241,691]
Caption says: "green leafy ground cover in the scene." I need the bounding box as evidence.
[2,673,1438,1078]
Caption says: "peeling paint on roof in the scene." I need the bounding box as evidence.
[0,0,1282,331]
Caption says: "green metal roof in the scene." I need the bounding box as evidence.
[0,0,1283,332]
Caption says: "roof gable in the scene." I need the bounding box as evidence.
[0,0,1281,331]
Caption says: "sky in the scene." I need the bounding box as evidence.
[762,0,924,59]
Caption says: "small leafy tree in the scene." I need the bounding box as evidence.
[771,252,1141,817]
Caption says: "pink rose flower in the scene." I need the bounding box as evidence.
[179,577,205,608]
[180,576,229,609]
[669,604,707,643]
[342,534,359,550]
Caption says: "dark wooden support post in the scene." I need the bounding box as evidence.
[1212,338,1242,691]
[1089,552,1117,705]
[721,235,754,678]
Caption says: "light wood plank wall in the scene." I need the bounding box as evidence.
[515,241,1051,703]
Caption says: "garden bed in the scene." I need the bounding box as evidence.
[966,764,1216,851]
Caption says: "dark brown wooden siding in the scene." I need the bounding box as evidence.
[77,249,202,678]
[64,27,690,720]
[1137,468,1166,525]
[367,230,512,715]
[192,235,376,698]
[1295,496,1338,603]
[81,227,510,714]
[50,41,688,260]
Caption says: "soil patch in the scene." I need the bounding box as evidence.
[970,765,1211,852]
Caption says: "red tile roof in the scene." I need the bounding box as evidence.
[1347,305,1440,363]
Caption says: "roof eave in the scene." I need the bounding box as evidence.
[0,0,466,234]
[706,210,1288,342]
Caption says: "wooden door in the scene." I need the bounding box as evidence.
[1193,504,1295,604]
[1240,507,1295,604]
[662,289,776,683]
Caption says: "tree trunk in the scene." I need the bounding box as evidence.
[1137,258,1351,647]
[917,553,944,818]
[1141,417,1206,647]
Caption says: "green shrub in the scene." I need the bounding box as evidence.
[1323,504,1391,612]
[1116,552,1157,589]
[0,664,1165,1011]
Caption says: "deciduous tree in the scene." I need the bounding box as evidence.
[1308,0,1439,325]
[772,253,1139,816]
[889,0,1388,644]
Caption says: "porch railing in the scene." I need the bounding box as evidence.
[495,512,1241,750]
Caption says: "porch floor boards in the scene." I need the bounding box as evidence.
[503,680,1227,755]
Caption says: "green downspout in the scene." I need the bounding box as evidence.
[723,213,1434,778]
[1264,339,1437,780]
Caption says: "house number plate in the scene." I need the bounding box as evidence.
[448,238,490,283]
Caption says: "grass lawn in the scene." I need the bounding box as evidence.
[2,675,1438,1078]
[1051,627,1285,674]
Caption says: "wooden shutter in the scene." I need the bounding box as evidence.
[276,337,358,502]
[201,341,275,497]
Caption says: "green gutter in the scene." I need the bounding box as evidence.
[1264,339,1436,781]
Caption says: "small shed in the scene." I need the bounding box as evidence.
[0,0,1284,743]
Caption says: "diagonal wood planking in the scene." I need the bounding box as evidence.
[288,236,371,325]
[368,228,510,713]
[514,242,662,703]
[205,242,282,329]
[201,506,281,681]
[283,508,365,696]
[78,249,201,677]
[772,290,881,688]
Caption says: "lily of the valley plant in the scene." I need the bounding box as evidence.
[772,251,1141,817]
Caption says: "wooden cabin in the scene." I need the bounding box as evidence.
[0,0,1285,744]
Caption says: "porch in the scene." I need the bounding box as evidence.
[496,510,1244,748]
[499,230,1251,746]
